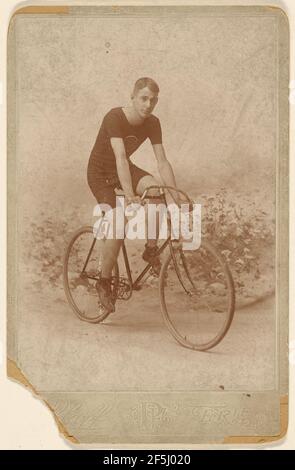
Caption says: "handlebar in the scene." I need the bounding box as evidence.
[140,185,194,211]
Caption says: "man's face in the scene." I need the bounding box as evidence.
[132,86,159,119]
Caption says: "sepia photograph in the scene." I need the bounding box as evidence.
[7,4,289,444]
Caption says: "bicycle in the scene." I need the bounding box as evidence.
[63,185,235,351]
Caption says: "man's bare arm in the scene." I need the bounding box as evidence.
[152,144,177,188]
[110,138,136,199]
[152,143,189,206]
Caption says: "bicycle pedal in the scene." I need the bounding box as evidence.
[149,267,160,277]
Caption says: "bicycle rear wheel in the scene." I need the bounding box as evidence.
[159,239,235,351]
[63,226,119,323]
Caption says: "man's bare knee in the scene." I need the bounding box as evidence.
[136,175,160,198]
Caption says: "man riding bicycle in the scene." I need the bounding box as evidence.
[87,77,180,313]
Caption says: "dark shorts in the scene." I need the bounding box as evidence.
[87,162,151,209]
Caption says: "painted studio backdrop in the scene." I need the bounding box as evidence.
[9,8,279,393]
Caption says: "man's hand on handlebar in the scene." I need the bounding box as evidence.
[125,194,142,206]
[174,193,194,213]
[126,185,195,212]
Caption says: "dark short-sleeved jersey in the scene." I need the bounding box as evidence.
[87,107,162,177]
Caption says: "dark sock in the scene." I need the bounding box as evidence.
[145,243,158,253]
[100,277,112,289]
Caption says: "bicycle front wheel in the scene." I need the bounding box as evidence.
[63,226,119,323]
[159,239,235,351]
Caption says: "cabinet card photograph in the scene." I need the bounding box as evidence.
[7,5,289,444]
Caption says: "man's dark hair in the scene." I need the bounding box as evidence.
[133,77,159,95]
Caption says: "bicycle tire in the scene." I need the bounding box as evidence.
[63,226,119,323]
[159,239,235,351]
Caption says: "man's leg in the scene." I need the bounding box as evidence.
[101,238,122,278]
[95,194,126,312]
[136,174,162,244]
[136,175,163,274]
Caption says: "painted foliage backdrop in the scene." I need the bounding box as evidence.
[16,11,276,298]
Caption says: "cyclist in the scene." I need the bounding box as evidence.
[87,77,179,313]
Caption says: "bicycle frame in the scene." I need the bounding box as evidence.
[122,237,171,290]
[83,184,194,294]
[126,186,194,293]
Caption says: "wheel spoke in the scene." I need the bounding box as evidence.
[160,240,235,350]
[63,227,119,323]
